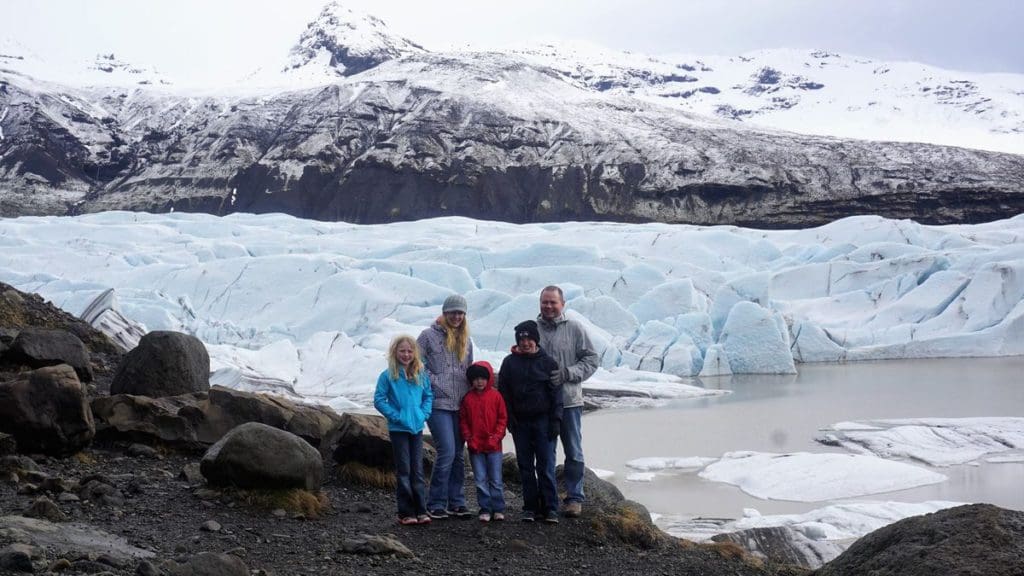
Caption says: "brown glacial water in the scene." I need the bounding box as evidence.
[582,357,1024,520]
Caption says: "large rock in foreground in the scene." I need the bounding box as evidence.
[111,331,210,397]
[0,365,95,455]
[201,422,323,490]
[814,504,1024,576]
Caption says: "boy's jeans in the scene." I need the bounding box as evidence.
[469,451,505,513]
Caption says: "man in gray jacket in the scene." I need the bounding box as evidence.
[537,285,599,517]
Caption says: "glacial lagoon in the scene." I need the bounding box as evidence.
[583,357,1024,530]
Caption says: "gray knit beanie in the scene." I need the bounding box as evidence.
[442,294,468,314]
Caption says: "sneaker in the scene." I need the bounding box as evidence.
[492,512,505,521]
[427,508,449,519]
[448,505,472,518]
[520,511,535,523]
[544,510,560,524]
[398,516,418,526]
[562,502,582,518]
[478,512,491,522]
[417,514,432,524]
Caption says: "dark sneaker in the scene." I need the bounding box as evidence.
[427,509,449,519]
[448,505,472,518]
[521,511,535,522]
[544,510,560,524]
[562,502,582,518]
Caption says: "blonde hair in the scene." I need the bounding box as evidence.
[440,314,471,363]
[387,335,425,384]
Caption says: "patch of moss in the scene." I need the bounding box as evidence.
[588,502,666,550]
[231,487,330,518]
[336,461,395,489]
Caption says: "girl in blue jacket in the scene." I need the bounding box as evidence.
[374,334,434,525]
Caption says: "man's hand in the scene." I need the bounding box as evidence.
[549,368,565,387]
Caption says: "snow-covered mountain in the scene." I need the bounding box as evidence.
[1,2,1022,226]
[0,37,170,88]
[511,43,1024,155]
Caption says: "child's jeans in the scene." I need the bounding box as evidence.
[469,451,505,513]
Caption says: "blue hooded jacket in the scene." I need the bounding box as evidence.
[373,368,433,434]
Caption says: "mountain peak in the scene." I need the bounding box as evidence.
[284,1,427,77]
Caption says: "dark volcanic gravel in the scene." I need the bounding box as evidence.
[0,442,804,576]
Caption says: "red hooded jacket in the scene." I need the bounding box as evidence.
[459,361,508,454]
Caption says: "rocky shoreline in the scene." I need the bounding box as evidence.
[2,281,1023,575]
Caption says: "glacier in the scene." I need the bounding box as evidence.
[3,211,1024,409]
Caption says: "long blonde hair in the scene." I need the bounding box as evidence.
[387,335,425,384]
[440,314,471,363]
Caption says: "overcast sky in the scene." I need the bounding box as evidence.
[4,0,1022,85]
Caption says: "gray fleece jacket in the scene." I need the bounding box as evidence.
[417,322,474,412]
[536,313,599,408]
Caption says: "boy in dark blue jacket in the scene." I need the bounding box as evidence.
[498,320,563,523]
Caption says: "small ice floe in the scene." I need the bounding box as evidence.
[625,456,716,471]
[590,468,616,480]
[698,451,946,501]
[626,472,657,482]
[819,417,1024,466]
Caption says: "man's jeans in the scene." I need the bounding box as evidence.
[469,451,505,514]
[389,431,427,518]
[426,409,466,510]
[560,406,585,504]
[511,417,558,514]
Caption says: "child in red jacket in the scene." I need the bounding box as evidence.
[459,361,508,522]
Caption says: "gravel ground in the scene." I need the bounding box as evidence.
[1,442,806,576]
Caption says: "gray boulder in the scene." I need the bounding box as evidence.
[0,365,95,455]
[200,422,323,490]
[111,331,209,397]
[815,503,1024,576]
[341,534,415,558]
[6,328,92,382]
[161,552,248,576]
[322,413,396,469]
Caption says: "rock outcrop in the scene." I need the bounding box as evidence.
[91,385,343,448]
[814,504,1024,576]
[0,282,123,391]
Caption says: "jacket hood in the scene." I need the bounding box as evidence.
[466,360,495,389]
[509,344,545,358]
[537,312,568,327]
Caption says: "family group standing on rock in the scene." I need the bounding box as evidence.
[373,285,598,526]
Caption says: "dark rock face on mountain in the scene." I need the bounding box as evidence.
[814,504,1024,576]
